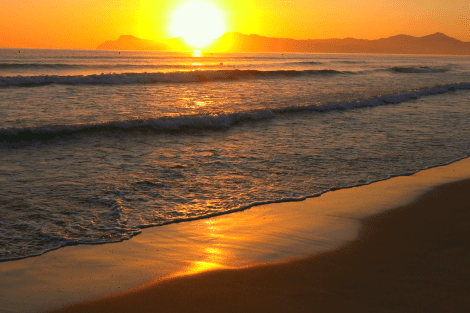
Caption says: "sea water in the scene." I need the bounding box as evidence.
[1,49,470,261]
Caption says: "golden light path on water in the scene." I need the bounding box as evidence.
[177,219,236,275]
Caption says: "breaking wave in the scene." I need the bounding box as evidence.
[390,66,448,73]
[1,82,468,142]
[0,69,348,87]
[0,65,452,87]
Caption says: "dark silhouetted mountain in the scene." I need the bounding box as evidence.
[97,35,170,51]
[98,32,470,55]
[208,32,470,55]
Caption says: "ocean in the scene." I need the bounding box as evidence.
[1,49,470,262]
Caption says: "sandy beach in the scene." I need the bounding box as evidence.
[47,161,470,313]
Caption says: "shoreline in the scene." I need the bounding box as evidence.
[1,157,470,312]
[53,178,470,313]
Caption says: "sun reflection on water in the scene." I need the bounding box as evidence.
[180,245,229,275]
[176,219,236,276]
[185,261,226,274]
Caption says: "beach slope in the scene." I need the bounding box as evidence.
[53,179,470,313]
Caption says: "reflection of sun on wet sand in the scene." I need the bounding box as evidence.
[50,159,470,313]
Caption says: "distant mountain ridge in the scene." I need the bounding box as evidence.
[97,35,168,51]
[97,32,470,55]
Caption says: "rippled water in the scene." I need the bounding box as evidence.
[1,49,470,261]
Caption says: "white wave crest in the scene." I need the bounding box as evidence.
[1,82,468,141]
[0,69,343,87]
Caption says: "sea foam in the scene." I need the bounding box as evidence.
[0,69,348,87]
[1,82,468,142]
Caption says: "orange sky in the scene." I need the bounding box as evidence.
[1,0,469,49]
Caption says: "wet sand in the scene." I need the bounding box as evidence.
[52,179,470,312]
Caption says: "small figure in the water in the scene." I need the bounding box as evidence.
[219,62,223,66]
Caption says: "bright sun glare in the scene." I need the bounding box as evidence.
[170,2,225,48]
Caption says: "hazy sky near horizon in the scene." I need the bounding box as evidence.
[1,0,469,49]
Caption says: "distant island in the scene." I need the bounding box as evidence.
[97,32,470,55]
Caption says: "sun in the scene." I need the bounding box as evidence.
[170,2,225,48]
